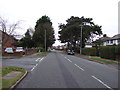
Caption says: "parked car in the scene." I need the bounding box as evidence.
[15,47,25,54]
[67,49,74,55]
[4,47,14,53]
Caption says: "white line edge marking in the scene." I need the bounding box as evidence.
[91,75,113,90]
[74,64,84,71]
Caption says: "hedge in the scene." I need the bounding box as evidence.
[82,45,120,60]
[99,46,120,60]
[82,48,97,56]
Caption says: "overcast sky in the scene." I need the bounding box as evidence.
[0,0,119,46]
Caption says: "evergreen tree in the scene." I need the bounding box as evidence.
[33,15,55,50]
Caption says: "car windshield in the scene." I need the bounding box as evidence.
[16,48,23,50]
[16,47,23,50]
[5,48,12,50]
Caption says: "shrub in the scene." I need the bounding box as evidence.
[36,47,44,52]
[82,48,97,56]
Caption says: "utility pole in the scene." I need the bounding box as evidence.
[80,25,82,54]
[45,29,46,52]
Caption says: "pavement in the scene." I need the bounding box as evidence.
[2,71,21,79]
[2,51,119,89]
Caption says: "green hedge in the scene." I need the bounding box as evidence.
[99,46,120,60]
[82,48,97,56]
[82,46,120,60]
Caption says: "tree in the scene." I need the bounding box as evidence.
[58,16,102,52]
[17,29,33,48]
[32,15,55,50]
[0,17,21,49]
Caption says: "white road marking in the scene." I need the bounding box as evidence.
[67,59,72,62]
[31,65,36,71]
[74,64,84,71]
[35,58,41,61]
[64,57,72,63]
[91,75,113,90]
[35,63,38,66]
[39,57,44,62]
[64,57,67,59]
[31,57,45,71]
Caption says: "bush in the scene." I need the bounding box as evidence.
[82,48,97,56]
[36,47,44,52]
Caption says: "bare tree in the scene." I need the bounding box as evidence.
[0,17,22,50]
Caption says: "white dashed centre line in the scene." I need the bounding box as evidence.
[64,56,84,71]
[35,58,41,61]
[74,64,84,71]
[92,75,113,90]
[31,57,45,71]
[64,57,72,63]
[67,59,72,62]
[31,65,36,71]
[39,57,44,62]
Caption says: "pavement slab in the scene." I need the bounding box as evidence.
[2,71,21,79]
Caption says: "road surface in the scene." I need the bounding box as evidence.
[3,51,119,89]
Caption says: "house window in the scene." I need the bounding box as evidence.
[110,40,113,44]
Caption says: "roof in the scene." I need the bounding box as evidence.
[0,30,18,41]
[99,36,111,41]
[112,34,120,40]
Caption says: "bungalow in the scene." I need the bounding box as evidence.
[100,34,120,46]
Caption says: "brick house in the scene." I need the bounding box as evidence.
[0,30,18,49]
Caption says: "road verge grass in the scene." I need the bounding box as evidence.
[89,57,118,64]
[75,53,119,64]
[37,52,49,57]
[2,66,26,89]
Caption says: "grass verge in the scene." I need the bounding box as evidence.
[2,66,26,89]
[89,57,118,64]
[37,52,49,57]
[75,53,119,64]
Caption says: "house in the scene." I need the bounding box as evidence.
[111,34,120,45]
[85,42,92,48]
[99,34,120,46]
[0,30,18,49]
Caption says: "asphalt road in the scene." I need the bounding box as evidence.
[3,51,119,89]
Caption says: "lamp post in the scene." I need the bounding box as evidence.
[45,29,46,52]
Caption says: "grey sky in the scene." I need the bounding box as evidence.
[0,0,119,46]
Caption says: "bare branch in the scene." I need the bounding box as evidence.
[0,17,7,32]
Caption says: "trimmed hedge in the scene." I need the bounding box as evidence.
[82,48,97,56]
[99,46,120,60]
[82,45,120,60]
